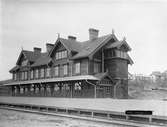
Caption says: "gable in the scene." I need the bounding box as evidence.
[89,36,116,59]
[16,51,27,65]
[119,41,131,52]
[50,41,68,58]
[71,34,117,60]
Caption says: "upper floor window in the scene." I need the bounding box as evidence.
[25,71,28,80]
[35,69,39,79]
[21,59,28,66]
[116,50,127,59]
[13,73,17,80]
[30,70,34,79]
[105,50,116,58]
[21,72,24,80]
[54,66,59,76]
[46,68,51,77]
[40,68,44,78]
[94,62,101,73]
[55,50,67,60]
[63,64,68,76]
[75,62,80,74]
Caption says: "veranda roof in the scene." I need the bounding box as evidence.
[3,75,99,86]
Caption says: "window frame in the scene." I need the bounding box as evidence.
[35,69,39,79]
[30,70,34,79]
[63,64,68,76]
[40,68,45,78]
[46,67,51,77]
[55,50,68,60]
[75,62,80,74]
[24,71,28,80]
[54,66,59,77]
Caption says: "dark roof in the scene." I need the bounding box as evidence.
[94,72,114,83]
[0,79,13,86]
[16,50,41,65]
[9,65,20,72]
[71,34,113,59]
[23,50,41,62]
[31,53,52,67]
[11,31,133,72]
[59,38,82,52]
[127,54,133,65]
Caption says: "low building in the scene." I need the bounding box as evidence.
[2,28,133,99]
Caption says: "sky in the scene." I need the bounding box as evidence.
[1,0,167,80]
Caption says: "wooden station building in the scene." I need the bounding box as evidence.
[3,28,133,99]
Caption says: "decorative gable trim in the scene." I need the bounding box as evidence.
[118,40,131,51]
[89,34,117,59]
[16,50,27,65]
[49,39,70,57]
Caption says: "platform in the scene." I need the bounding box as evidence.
[0,97,167,117]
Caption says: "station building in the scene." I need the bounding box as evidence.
[3,28,133,99]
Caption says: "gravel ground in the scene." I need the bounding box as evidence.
[0,109,130,127]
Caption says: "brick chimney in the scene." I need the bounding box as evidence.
[89,28,99,40]
[33,47,41,54]
[68,36,76,41]
[46,43,54,53]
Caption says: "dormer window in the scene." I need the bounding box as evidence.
[55,50,67,60]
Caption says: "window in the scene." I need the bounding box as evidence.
[40,68,44,78]
[94,62,100,73]
[63,64,68,75]
[55,50,67,60]
[35,69,39,79]
[13,73,17,80]
[21,59,28,66]
[25,71,28,80]
[75,62,80,74]
[116,50,127,59]
[54,66,59,76]
[30,70,34,79]
[58,52,61,59]
[46,68,50,77]
[21,72,24,80]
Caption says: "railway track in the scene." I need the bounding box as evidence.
[0,102,166,127]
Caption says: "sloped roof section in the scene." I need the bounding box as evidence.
[9,65,20,73]
[71,34,114,59]
[49,38,82,57]
[59,38,82,52]
[16,50,41,65]
[31,53,52,67]
[94,72,114,83]
[127,54,134,65]
[106,40,131,51]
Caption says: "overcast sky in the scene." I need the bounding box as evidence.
[1,0,167,80]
